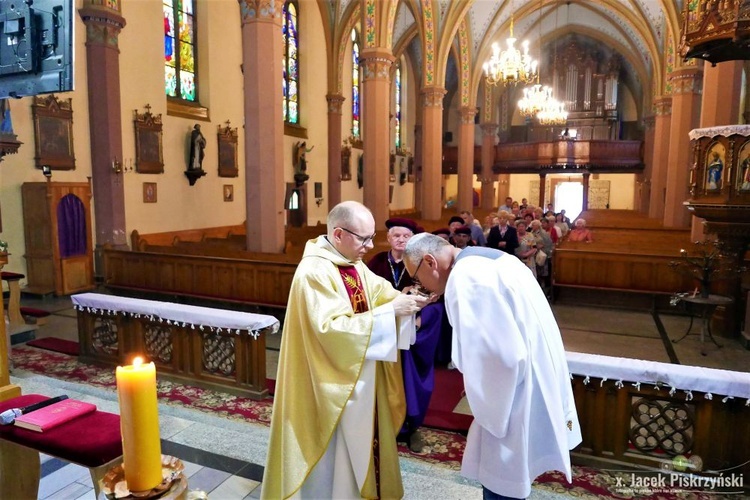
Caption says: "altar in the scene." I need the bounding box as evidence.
[72,293,279,400]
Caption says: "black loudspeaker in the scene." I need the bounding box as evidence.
[443,131,453,143]
[314,182,323,198]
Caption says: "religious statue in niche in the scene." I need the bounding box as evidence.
[705,144,724,191]
[738,143,750,192]
[293,141,314,186]
[184,124,207,186]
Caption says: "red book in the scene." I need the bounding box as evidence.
[14,399,97,432]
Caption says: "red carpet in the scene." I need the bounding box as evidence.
[25,337,79,356]
[10,344,721,499]
[424,367,473,432]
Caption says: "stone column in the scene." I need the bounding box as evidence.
[326,94,345,209]
[480,123,498,210]
[240,0,285,253]
[649,97,672,219]
[457,107,477,211]
[538,173,547,208]
[360,49,395,228]
[636,115,655,214]
[582,172,590,211]
[664,68,703,228]
[420,87,447,220]
[78,2,127,274]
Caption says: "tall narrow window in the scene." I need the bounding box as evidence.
[283,1,299,124]
[394,65,401,149]
[164,0,197,102]
[351,29,360,138]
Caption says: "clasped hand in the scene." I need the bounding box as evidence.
[392,292,431,316]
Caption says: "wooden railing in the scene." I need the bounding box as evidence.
[572,374,750,480]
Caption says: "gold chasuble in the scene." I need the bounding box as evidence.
[262,236,407,499]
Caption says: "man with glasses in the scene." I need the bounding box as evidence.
[263,202,428,500]
[367,217,445,453]
[403,234,581,500]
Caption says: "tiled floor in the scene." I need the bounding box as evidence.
[6,291,750,499]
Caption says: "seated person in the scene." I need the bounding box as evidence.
[568,218,593,242]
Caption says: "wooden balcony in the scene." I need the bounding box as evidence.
[442,140,643,175]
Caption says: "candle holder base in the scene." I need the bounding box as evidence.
[100,455,187,499]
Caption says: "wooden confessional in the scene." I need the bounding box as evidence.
[21,181,95,295]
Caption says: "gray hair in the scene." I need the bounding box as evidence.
[404,233,451,265]
[327,201,371,237]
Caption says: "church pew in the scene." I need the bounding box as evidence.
[131,224,246,251]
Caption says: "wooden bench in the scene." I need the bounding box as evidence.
[1,272,25,330]
[0,394,122,499]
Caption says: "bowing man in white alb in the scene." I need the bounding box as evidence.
[404,234,582,499]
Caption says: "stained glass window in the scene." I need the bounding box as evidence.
[394,66,401,149]
[351,29,360,138]
[164,0,197,102]
[283,1,299,124]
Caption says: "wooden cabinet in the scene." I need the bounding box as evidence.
[22,181,94,295]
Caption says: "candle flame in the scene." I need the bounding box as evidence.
[133,356,144,367]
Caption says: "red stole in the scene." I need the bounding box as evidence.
[338,265,369,313]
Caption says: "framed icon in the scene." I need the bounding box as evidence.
[134,105,164,174]
[32,95,76,171]
[143,182,157,203]
[223,184,234,202]
[217,122,239,178]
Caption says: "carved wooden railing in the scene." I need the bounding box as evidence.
[441,140,643,175]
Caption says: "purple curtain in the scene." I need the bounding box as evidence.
[57,194,86,258]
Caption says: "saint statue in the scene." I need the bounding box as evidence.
[189,124,206,171]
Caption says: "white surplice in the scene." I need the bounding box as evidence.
[445,250,582,499]
[296,304,415,499]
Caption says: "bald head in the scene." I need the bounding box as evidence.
[327,201,372,238]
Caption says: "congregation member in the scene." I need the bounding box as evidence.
[403,234,581,500]
[487,212,519,256]
[262,201,428,499]
[515,220,538,277]
[432,227,451,241]
[568,218,594,242]
[554,213,569,237]
[519,198,528,210]
[497,196,513,213]
[452,225,474,249]
[367,217,444,453]
[459,210,487,246]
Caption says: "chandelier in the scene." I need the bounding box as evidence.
[537,98,568,126]
[518,84,551,118]
[483,15,537,86]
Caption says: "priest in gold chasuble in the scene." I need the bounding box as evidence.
[262,202,427,500]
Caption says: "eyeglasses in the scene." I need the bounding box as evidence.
[337,227,376,247]
[410,257,425,285]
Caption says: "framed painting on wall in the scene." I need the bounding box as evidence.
[134,105,164,174]
[32,95,76,171]
[143,182,157,203]
[217,122,239,177]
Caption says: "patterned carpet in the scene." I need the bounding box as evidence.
[11,344,726,499]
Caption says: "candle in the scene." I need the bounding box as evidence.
[116,357,162,492]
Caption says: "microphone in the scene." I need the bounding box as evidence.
[0,395,69,425]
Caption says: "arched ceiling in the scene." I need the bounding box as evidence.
[325,0,682,109]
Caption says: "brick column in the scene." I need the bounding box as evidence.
[420,87,447,220]
[78,2,127,273]
[664,68,702,228]
[360,49,395,228]
[457,107,477,211]
[480,123,498,210]
[240,0,285,253]
[649,97,672,219]
[326,94,345,209]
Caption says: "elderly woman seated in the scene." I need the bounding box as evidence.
[567,218,594,243]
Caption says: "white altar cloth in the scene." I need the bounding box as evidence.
[72,293,279,336]
[567,351,750,401]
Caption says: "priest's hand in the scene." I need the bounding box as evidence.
[391,293,426,316]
